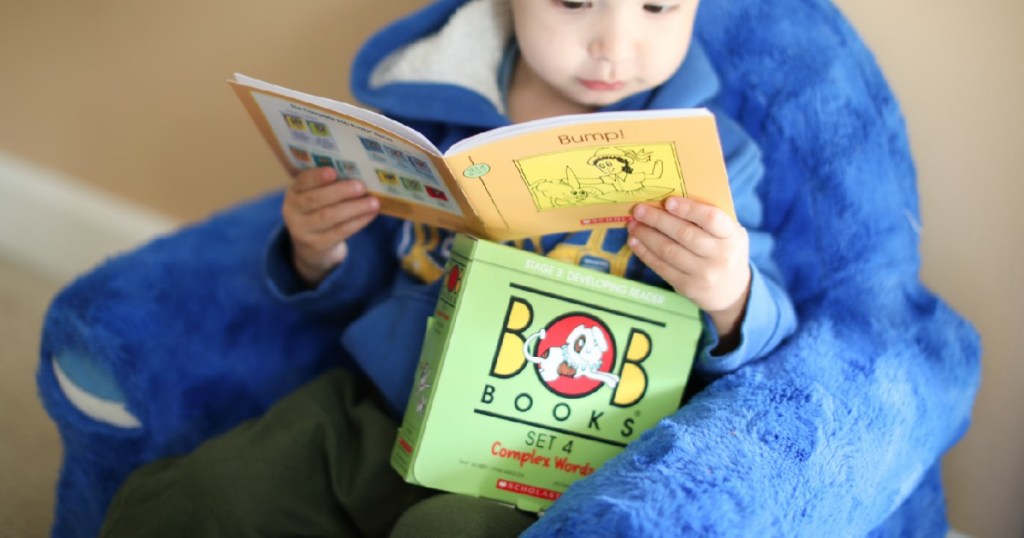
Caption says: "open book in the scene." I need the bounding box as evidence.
[231,73,734,242]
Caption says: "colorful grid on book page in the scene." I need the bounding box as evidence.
[251,92,464,218]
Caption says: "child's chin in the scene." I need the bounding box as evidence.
[578,88,642,108]
[570,94,621,110]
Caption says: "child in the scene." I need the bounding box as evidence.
[101,0,796,536]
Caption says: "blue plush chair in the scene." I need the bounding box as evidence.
[37,0,981,536]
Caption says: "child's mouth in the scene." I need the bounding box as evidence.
[579,79,626,91]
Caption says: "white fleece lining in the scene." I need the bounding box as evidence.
[369,0,512,113]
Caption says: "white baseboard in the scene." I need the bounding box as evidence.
[0,151,180,283]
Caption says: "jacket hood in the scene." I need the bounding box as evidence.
[351,0,721,129]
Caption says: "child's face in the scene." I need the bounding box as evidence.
[510,0,699,108]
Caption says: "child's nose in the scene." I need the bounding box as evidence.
[589,14,636,66]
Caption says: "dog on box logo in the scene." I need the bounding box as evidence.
[522,323,620,389]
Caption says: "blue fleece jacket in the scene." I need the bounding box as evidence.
[264,0,795,414]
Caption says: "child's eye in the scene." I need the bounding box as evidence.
[642,3,678,14]
[557,1,592,9]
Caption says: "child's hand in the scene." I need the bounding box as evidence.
[282,166,379,286]
[627,196,751,348]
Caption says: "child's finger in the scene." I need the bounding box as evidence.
[292,178,367,214]
[631,203,717,258]
[626,231,689,292]
[299,195,379,233]
[627,222,701,276]
[292,166,338,193]
[317,211,379,247]
[663,197,734,239]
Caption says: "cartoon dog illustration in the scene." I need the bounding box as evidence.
[522,324,619,388]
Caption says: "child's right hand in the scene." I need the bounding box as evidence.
[282,166,380,286]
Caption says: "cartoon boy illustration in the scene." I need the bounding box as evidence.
[585,147,663,193]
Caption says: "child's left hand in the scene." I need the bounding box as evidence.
[627,196,751,347]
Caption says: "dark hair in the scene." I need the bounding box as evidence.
[593,157,633,174]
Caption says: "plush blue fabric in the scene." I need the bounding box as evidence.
[36,0,980,536]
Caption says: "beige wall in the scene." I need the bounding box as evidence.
[0,0,416,222]
[2,0,1020,536]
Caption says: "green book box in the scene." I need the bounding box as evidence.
[391,233,702,512]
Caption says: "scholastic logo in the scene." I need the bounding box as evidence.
[495,479,561,501]
[580,216,633,225]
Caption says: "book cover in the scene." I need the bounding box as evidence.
[390,234,702,512]
[230,74,733,241]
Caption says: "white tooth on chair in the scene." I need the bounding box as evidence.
[51,356,142,429]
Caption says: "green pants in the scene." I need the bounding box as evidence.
[101,369,536,537]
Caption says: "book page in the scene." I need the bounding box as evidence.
[235,74,439,152]
[443,110,734,241]
[445,108,708,155]
[232,74,480,231]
